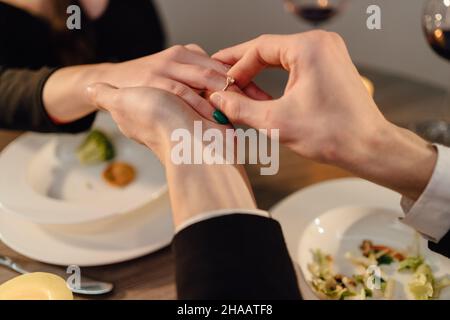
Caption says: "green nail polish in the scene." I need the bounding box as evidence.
[213,109,229,125]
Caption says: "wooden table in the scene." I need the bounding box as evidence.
[0,68,447,299]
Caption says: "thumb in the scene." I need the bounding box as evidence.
[86,83,119,112]
[209,91,271,128]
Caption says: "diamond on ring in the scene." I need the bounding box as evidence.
[222,76,235,91]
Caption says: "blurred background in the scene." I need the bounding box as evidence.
[155,0,446,89]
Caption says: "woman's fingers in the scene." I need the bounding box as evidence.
[167,63,228,92]
[153,78,215,120]
[174,45,229,75]
[170,45,229,75]
[184,43,208,56]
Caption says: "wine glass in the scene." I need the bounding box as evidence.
[414,0,450,145]
[282,0,347,27]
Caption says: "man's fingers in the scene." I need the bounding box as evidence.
[226,50,269,87]
[214,35,294,87]
[212,40,254,65]
[86,83,119,111]
[244,82,273,101]
[209,91,273,128]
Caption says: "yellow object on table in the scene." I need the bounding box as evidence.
[0,273,73,300]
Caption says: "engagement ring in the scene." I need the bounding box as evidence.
[222,76,235,91]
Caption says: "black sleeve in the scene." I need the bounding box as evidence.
[172,214,301,300]
[429,231,450,258]
[0,66,96,133]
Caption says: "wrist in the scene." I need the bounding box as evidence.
[85,63,115,86]
[143,119,191,165]
[343,120,437,200]
[43,63,114,122]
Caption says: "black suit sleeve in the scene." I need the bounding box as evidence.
[0,66,96,133]
[172,214,301,300]
[429,231,450,258]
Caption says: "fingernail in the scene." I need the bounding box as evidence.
[210,92,222,106]
[213,109,229,125]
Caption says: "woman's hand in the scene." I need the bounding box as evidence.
[105,44,244,120]
[211,31,437,200]
[44,44,269,123]
[86,83,256,227]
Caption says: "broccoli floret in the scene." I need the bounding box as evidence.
[77,130,115,165]
[377,254,394,265]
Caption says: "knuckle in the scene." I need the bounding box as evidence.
[159,60,176,73]
[311,29,329,40]
[332,32,347,49]
[311,30,331,45]
[328,31,346,47]
[168,82,190,98]
[257,34,272,42]
[201,67,219,80]
[166,45,185,58]
[303,31,340,58]
[186,43,204,51]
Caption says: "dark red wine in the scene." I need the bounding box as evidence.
[296,6,338,25]
[426,29,450,61]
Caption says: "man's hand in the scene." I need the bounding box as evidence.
[211,31,385,162]
[211,31,437,200]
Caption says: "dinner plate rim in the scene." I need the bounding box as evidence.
[0,131,168,225]
[0,195,174,267]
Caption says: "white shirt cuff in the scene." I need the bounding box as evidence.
[175,209,270,234]
[401,144,450,242]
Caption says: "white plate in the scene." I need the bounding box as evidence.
[271,178,450,300]
[0,193,174,267]
[299,206,450,300]
[0,113,167,225]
